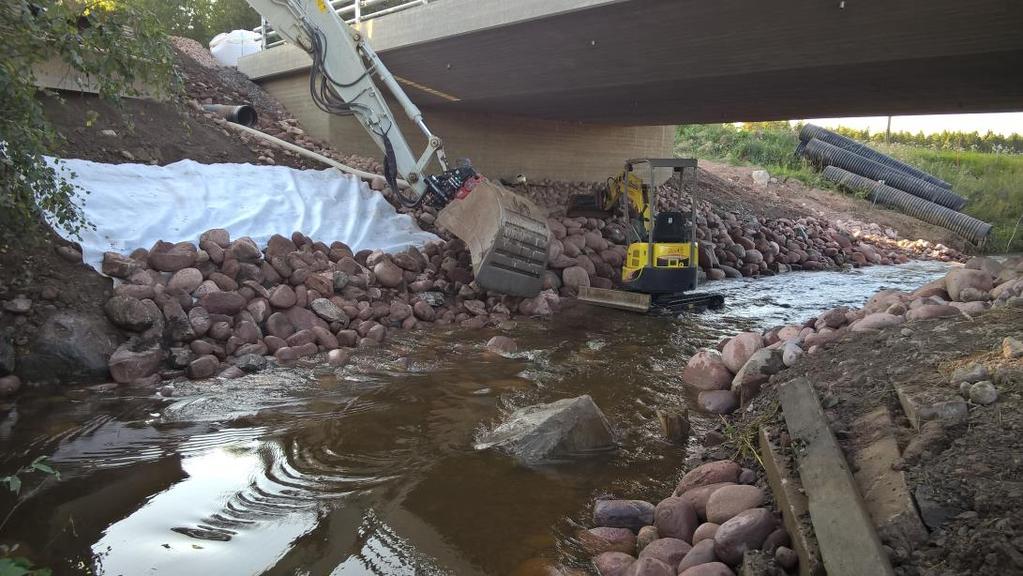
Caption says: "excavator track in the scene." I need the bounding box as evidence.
[436,179,550,297]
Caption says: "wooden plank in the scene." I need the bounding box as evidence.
[759,426,824,576]
[851,407,927,549]
[778,377,895,576]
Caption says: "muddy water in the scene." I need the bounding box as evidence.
[0,262,947,575]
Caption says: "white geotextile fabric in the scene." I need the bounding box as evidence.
[45,158,439,272]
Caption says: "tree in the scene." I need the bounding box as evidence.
[0,1,179,240]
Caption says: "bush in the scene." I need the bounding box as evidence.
[0,0,178,241]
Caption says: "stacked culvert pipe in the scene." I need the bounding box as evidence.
[803,139,967,210]
[799,124,952,189]
[822,167,992,245]
[796,124,991,244]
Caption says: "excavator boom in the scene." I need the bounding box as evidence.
[245,0,549,296]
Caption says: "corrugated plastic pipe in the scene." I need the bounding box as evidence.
[823,166,991,245]
[799,123,952,189]
[803,138,967,211]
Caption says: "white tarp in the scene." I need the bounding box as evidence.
[46,158,439,272]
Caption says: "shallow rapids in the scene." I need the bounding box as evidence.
[0,261,948,575]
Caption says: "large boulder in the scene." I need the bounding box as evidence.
[108,340,164,383]
[677,460,741,494]
[16,311,122,384]
[945,268,993,302]
[594,500,656,532]
[683,350,733,391]
[713,508,777,565]
[594,552,635,576]
[654,497,699,542]
[850,312,904,332]
[475,395,615,463]
[721,332,763,373]
[730,347,784,401]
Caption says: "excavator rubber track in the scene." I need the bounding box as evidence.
[436,179,550,297]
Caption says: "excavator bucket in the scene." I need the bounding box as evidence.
[436,179,550,297]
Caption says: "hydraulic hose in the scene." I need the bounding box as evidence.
[822,166,991,245]
[799,124,952,189]
[803,138,967,211]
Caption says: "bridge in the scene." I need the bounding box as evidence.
[239,0,1023,181]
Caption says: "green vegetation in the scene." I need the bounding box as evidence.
[134,0,260,45]
[832,126,1023,155]
[676,122,1023,252]
[0,457,60,575]
[0,1,179,241]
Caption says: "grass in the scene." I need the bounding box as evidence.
[676,123,1023,253]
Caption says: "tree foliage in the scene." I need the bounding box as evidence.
[0,1,178,239]
[831,126,1023,155]
[133,0,261,45]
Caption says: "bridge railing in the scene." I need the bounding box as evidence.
[253,0,430,49]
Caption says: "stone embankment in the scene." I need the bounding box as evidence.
[683,255,1023,415]
[582,459,793,576]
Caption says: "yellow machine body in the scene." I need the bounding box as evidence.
[622,241,698,281]
[604,171,651,230]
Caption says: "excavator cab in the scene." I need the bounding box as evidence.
[578,158,724,313]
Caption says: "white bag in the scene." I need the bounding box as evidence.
[209,29,263,67]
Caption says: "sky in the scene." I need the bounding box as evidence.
[793,112,1023,137]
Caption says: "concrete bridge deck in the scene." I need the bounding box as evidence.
[239,0,1023,180]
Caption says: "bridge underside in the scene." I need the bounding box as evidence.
[374,0,1023,124]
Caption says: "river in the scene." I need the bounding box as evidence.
[0,261,948,575]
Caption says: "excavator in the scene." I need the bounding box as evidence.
[244,0,550,297]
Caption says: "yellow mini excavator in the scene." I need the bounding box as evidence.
[244,0,549,297]
[578,158,724,313]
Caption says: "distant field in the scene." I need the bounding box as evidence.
[676,123,1023,253]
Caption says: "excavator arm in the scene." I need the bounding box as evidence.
[245,0,550,296]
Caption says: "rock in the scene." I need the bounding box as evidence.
[0,375,22,397]
[219,366,246,379]
[951,363,989,384]
[623,557,674,576]
[737,468,756,485]
[18,311,122,383]
[269,285,297,308]
[760,528,790,554]
[654,497,699,542]
[413,300,436,322]
[475,395,615,464]
[187,355,219,380]
[579,527,638,556]
[906,304,958,321]
[486,335,518,355]
[594,552,635,576]
[751,170,770,187]
[691,523,719,544]
[677,483,734,519]
[167,268,203,293]
[678,562,735,576]
[705,485,765,524]
[676,539,718,572]
[683,349,733,391]
[677,461,742,494]
[638,538,691,567]
[944,268,993,302]
[816,308,847,329]
[968,381,998,405]
[562,266,591,290]
[914,485,959,530]
[637,526,659,554]
[1004,337,1023,359]
[200,291,247,315]
[310,298,348,324]
[235,353,267,372]
[696,390,738,415]
[373,260,404,288]
[774,546,798,570]
[103,296,156,331]
[108,341,163,383]
[389,301,413,321]
[730,347,784,399]
[148,245,196,272]
[965,256,1002,276]
[3,296,32,314]
[721,332,763,373]
[327,349,350,367]
[593,500,657,532]
[851,312,904,332]
[781,342,803,367]
[713,508,777,565]
[918,398,969,426]
[102,252,142,278]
